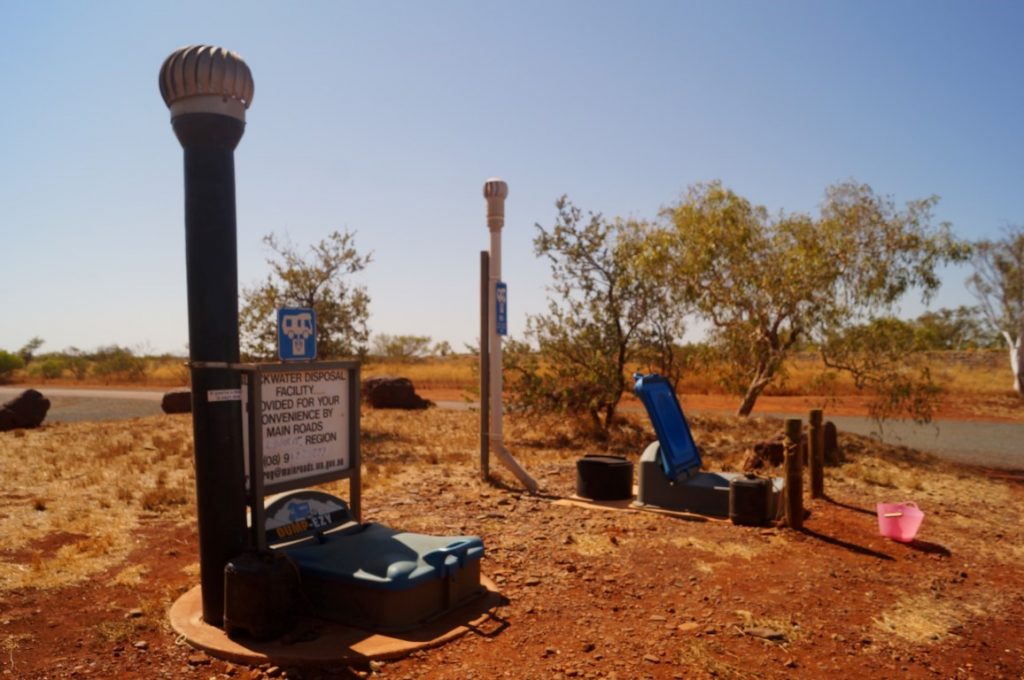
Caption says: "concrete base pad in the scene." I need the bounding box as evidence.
[169,576,503,666]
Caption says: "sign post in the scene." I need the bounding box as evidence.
[159,45,254,627]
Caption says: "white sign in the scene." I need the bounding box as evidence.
[207,388,242,402]
[243,367,350,489]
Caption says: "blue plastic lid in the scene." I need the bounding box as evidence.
[633,373,702,479]
[284,523,484,591]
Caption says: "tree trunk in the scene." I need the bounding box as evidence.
[736,382,766,417]
[1014,335,1023,398]
[1004,330,1023,397]
[600,392,622,435]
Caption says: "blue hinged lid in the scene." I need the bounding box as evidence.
[283,523,484,591]
[633,373,702,480]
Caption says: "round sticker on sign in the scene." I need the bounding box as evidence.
[262,489,354,546]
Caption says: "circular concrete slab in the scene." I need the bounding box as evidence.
[169,577,503,665]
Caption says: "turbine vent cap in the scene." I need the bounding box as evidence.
[159,45,254,121]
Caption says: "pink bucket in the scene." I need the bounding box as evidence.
[876,501,924,542]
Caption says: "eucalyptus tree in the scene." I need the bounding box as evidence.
[505,196,685,435]
[371,334,434,361]
[649,180,967,418]
[239,230,372,360]
[911,306,996,351]
[967,225,1024,396]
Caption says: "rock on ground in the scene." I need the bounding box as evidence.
[361,376,433,410]
[0,388,50,431]
[161,389,192,414]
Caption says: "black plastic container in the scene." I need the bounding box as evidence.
[729,474,772,526]
[223,550,299,640]
[576,455,634,501]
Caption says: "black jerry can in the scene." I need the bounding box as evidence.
[223,550,299,641]
[729,474,771,527]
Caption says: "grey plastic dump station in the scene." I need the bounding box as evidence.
[633,374,783,518]
[265,491,485,632]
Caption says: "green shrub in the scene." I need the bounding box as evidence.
[92,346,147,382]
[66,355,89,380]
[53,348,90,380]
[0,350,24,382]
[37,358,65,380]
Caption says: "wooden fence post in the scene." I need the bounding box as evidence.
[784,418,804,529]
[809,409,824,499]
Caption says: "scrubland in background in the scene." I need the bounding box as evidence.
[3,350,1013,395]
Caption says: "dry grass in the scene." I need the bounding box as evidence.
[732,609,805,643]
[692,559,716,574]
[146,358,190,385]
[12,349,1015,405]
[925,350,1012,395]
[108,564,149,587]
[0,417,194,590]
[697,351,1015,399]
[668,536,763,560]
[873,590,1004,644]
[363,356,476,393]
[567,533,622,557]
[0,633,34,672]
[674,638,749,678]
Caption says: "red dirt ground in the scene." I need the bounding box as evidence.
[7,491,1023,680]
[1,408,1022,679]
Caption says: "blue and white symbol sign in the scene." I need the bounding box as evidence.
[495,282,507,336]
[278,307,317,361]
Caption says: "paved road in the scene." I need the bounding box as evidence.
[4,387,1021,470]
[0,386,165,423]
[756,412,1022,471]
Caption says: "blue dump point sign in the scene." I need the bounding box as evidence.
[495,282,508,336]
[278,307,317,361]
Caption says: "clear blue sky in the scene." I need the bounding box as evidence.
[1,1,1021,355]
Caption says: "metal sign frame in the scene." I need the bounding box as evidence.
[239,360,361,549]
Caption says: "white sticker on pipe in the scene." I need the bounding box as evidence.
[207,388,242,402]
